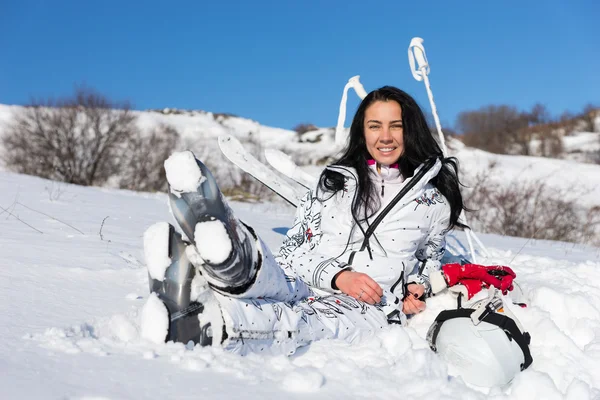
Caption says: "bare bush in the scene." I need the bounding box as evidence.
[582,104,599,132]
[221,134,275,201]
[293,123,318,135]
[457,103,567,157]
[537,129,564,158]
[118,124,180,192]
[463,162,598,244]
[185,134,278,202]
[2,87,136,186]
[458,105,529,154]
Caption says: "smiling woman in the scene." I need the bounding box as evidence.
[314,86,469,313]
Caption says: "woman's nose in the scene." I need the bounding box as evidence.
[380,127,393,142]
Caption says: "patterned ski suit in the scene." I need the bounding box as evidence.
[213,159,451,355]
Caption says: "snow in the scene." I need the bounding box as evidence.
[562,132,600,154]
[194,219,232,264]
[143,222,171,281]
[1,102,600,398]
[164,151,205,195]
[1,169,600,399]
[140,293,169,344]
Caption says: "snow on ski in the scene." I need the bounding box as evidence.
[264,148,317,190]
[218,134,305,207]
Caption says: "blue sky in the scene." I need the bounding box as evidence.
[1,0,598,130]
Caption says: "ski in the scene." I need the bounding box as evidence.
[264,148,317,190]
[218,134,305,207]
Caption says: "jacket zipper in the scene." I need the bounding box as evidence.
[381,179,385,197]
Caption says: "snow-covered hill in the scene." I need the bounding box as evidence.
[1,103,600,243]
[1,169,600,399]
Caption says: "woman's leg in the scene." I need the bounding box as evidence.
[142,222,389,353]
[143,221,389,353]
[142,221,213,345]
[165,151,311,302]
[142,151,312,345]
[216,292,389,356]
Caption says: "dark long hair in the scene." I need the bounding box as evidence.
[318,86,467,231]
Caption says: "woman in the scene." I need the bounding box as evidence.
[277,86,466,315]
[142,86,514,355]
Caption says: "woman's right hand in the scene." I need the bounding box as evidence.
[334,270,383,305]
[402,283,427,314]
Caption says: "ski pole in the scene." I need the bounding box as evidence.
[408,37,490,261]
[335,75,368,147]
[408,37,447,155]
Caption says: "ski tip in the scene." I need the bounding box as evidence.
[218,134,232,144]
[218,134,243,150]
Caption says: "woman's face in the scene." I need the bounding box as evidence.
[364,100,404,165]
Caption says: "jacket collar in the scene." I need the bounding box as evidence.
[326,158,442,195]
[368,163,403,182]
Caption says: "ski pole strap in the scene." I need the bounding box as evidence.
[429,308,533,371]
[359,157,438,252]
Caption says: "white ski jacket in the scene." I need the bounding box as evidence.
[276,159,451,300]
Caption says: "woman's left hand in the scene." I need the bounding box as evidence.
[402,283,426,315]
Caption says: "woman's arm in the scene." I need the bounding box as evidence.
[276,191,350,292]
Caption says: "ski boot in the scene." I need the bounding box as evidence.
[165,151,260,295]
[145,222,213,346]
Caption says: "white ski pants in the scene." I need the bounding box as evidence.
[211,237,390,356]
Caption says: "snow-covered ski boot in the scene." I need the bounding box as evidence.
[143,222,213,346]
[165,151,260,295]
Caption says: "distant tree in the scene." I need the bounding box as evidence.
[457,105,528,154]
[582,103,599,132]
[527,103,552,125]
[456,103,564,156]
[515,103,554,156]
[2,87,137,186]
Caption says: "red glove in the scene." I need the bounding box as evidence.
[452,279,487,299]
[441,263,516,293]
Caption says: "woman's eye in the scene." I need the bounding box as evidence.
[391,124,403,129]
[369,125,380,130]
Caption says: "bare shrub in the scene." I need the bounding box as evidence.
[537,129,564,158]
[458,105,528,154]
[586,206,600,246]
[2,87,136,186]
[186,134,278,202]
[118,124,180,192]
[221,134,275,201]
[458,103,564,157]
[582,104,599,132]
[44,181,67,202]
[463,162,598,244]
[293,123,318,135]
[213,112,238,122]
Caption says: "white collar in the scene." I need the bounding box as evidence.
[369,163,403,182]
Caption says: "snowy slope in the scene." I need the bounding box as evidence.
[1,170,600,399]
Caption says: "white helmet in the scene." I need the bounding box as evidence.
[426,290,533,387]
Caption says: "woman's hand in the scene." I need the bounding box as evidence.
[402,283,426,314]
[334,271,383,305]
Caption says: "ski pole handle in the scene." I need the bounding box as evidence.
[348,75,368,100]
[336,75,369,146]
[408,37,430,81]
